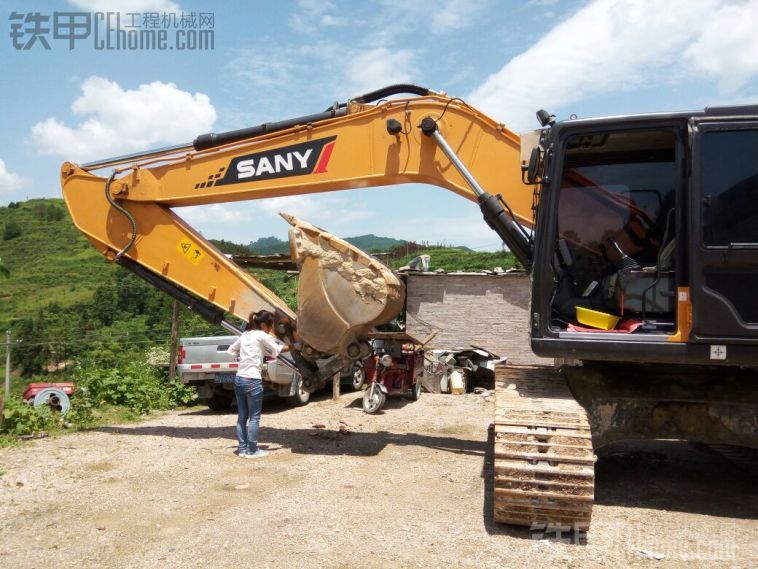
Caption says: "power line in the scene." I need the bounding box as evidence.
[18,338,174,348]
[12,326,230,347]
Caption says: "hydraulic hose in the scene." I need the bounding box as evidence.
[104,171,137,260]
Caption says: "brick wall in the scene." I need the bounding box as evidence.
[405,272,551,366]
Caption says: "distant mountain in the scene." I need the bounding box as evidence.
[209,239,252,255]
[248,236,289,255]
[346,234,406,252]
[249,234,407,255]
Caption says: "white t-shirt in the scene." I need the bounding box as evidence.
[227,330,284,379]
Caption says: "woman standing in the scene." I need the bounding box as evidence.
[227,310,290,458]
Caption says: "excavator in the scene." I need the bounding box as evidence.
[61,84,758,530]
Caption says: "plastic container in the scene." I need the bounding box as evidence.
[449,370,466,394]
[575,306,620,330]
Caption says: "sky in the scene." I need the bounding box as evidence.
[2,0,758,250]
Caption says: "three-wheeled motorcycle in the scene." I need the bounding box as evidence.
[362,331,424,414]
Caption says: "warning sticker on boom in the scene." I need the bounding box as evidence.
[177,238,204,265]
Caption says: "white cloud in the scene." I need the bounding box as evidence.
[290,0,349,30]
[431,0,489,32]
[226,42,417,112]
[229,48,300,91]
[175,195,373,246]
[468,0,758,130]
[376,0,489,34]
[320,14,348,26]
[683,1,758,93]
[258,195,371,227]
[178,203,248,225]
[68,0,180,12]
[29,76,216,162]
[174,189,501,249]
[345,47,417,94]
[0,160,24,194]
[528,0,560,6]
[259,195,324,220]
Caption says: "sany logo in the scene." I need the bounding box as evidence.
[237,149,312,179]
[215,136,336,187]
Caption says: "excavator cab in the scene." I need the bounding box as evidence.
[549,129,677,330]
[529,107,758,367]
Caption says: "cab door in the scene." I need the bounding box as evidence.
[690,120,758,341]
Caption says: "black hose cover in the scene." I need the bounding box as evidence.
[193,108,348,151]
[351,84,431,104]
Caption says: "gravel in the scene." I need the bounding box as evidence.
[1,389,756,568]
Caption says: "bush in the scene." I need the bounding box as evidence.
[0,352,196,438]
[73,360,196,415]
[3,220,22,241]
[1,396,53,436]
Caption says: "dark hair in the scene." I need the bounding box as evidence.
[248,309,275,331]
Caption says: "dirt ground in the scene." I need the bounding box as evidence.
[1,389,756,569]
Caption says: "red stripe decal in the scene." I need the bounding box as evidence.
[313,141,335,174]
[230,363,238,368]
[210,364,221,369]
[190,364,202,369]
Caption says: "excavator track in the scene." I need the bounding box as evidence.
[493,364,595,529]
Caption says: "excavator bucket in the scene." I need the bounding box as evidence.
[281,213,405,358]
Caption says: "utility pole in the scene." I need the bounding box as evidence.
[4,330,10,396]
[168,301,181,382]
[1,331,10,426]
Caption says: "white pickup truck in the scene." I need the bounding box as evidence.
[177,336,365,410]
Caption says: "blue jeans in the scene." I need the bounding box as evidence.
[234,376,263,454]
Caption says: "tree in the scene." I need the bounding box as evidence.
[3,220,22,241]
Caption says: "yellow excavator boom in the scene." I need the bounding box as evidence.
[60,85,529,366]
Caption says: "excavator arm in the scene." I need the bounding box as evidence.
[61,85,533,373]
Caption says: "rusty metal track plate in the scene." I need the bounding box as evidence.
[493,365,596,529]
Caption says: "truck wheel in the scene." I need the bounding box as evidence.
[343,362,366,391]
[203,390,234,411]
[287,376,311,407]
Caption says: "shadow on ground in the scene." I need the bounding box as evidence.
[593,439,758,519]
[94,421,486,459]
[95,411,758,535]
[480,433,758,542]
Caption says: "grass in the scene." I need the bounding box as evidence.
[390,247,519,272]
[248,267,298,311]
[0,199,114,329]
[0,360,32,396]
[0,400,202,448]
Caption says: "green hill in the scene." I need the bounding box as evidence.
[345,234,406,252]
[250,233,406,255]
[0,199,221,376]
[249,236,288,255]
[0,199,116,328]
[390,247,519,272]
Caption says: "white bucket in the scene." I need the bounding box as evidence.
[449,370,465,395]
